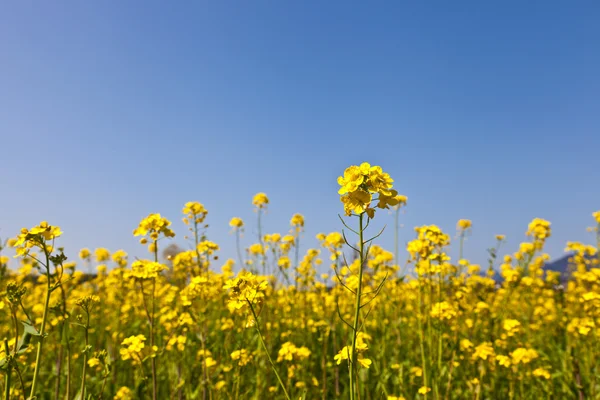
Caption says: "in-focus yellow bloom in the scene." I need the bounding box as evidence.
[11,221,62,257]
[337,162,399,217]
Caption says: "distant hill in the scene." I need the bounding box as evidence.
[544,253,574,278]
[490,253,597,284]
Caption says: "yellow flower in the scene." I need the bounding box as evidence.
[510,348,538,365]
[567,318,595,336]
[418,386,431,395]
[229,217,244,228]
[214,380,226,390]
[533,368,551,379]
[253,192,269,208]
[496,355,511,368]
[128,260,168,280]
[11,222,62,257]
[182,201,208,225]
[430,301,457,320]
[472,342,495,361]
[197,240,219,255]
[133,213,175,239]
[248,243,265,256]
[87,357,101,368]
[223,271,268,312]
[277,342,311,362]
[338,162,398,218]
[337,165,365,195]
[278,256,291,270]
[79,248,91,260]
[460,339,474,352]
[526,218,551,241]
[290,213,305,228]
[341,189,372,216]
[114,386,133,400]
[457,219,472,230]
[503,319,521,336]
[95,248,110,262]
[111,249,128,268]
[230,349,252,366]
[120,335,146,362]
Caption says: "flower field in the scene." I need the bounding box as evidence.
[1,163,599,400]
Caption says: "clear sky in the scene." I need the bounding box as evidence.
[1,1,599,272]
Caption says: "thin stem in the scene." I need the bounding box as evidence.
[80,311,90,399]
[349,213,366,400]
[394,207,399,266]
[151,241,159,400]
[248,302,291,400]
[28,247,52,399]
[4,340,10,400]
[235,230,244,269]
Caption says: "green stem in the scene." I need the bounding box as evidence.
[151,242,159,400]
[417,275,429,398]
[248,303,291,400]
[349,213,366,400]
[294,235,300,289]
[4,340,10,400]
[80,312,90,399]
[28,249,52,400]
[236,230,244,269]
[394,207,399,267]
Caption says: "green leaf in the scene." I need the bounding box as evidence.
[21,320,41,337]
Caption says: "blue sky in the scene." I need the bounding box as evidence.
[1,1,599,272]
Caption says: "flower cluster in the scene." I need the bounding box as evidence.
[133,213,175,242]
[120,335,147,362]
[223,271,269,312]
[252,192,269,209]
[229,217,244,229]
[277,342,311,362]
[334,332,372,368]
[182,201,208,225]
[337,162,401,217]
[10,221,62,257]
[128,260,168,280]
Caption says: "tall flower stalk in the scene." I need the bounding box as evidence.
[223,271,291,400]
[9,222,63,400]
[333,162,403,399]
[132,213,175,400]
